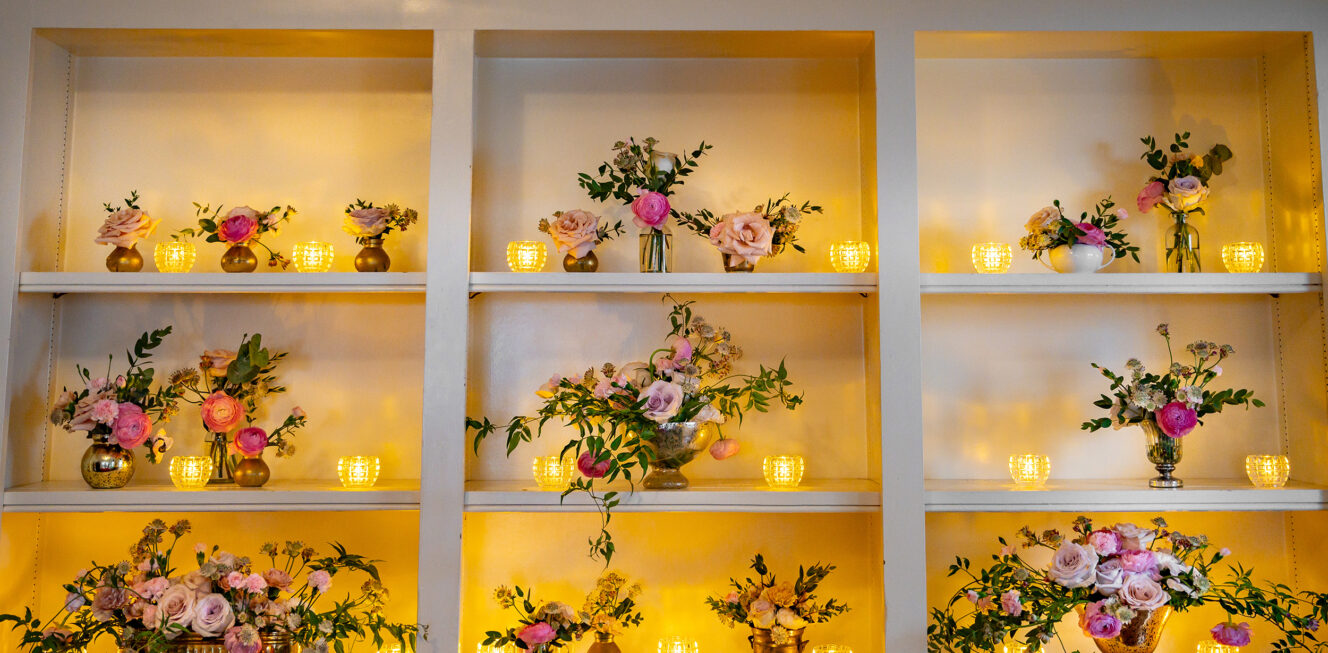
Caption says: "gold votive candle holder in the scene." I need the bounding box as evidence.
[1196,641,1241,653]
[1009,454,1051,489]
[811,646,854,653]
[1245,454,1290,488]
[830,241,871,273]
[506,241,547,272]
[293,241,335,272]
[337,456,381,488]
[972,243,1013,274]
[1221,242,1265,273]
[153,241,197,273]
[532,455,576,490]
[762,455,805,489]
[657,637,698,653]
[169,456,213,489]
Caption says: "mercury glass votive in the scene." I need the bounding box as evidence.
[811,646,854,653]
[1008,454,1051,489]
[169,456,213,489]
[293,241,335,272]
[337,456,381,488]
[830,241,871,273]
[657,637,699,653]
[1221,242,1265,273]
[506,241,547,272]
[972,243,1013,274]
[153,241,197,273]
[762,455,806,489]
[1245,454,1291,488]
[1196,641,1241,653]
[532,455,576,490]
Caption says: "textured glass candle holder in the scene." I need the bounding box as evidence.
[476,645,517,653]
[532,455,575,490]
[507,241,547,272]
[812,646,854,653]
[337,456,381,488]
[293,241,335,272]
[153,241,197,273]
[1195,641,1240,653]
[1221,241,1265,273]
[169,456,213,489]
[762,455,805,489]
[657,637,698,653]
[1009,454,1051,489]
[1245,454,1290,488]
[830,241,871,273]
[972,243,1013,273]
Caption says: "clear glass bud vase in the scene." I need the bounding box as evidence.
[1165,213,1201,273]
[639,224,674,273]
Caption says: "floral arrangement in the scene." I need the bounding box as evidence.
[538,210,624,260]
[1136,132,1233,219]
[49,327,180,463]
[676,194,824,264]
[0,519,420,652]
[1081,323,1263,437]
[342,199,419,245]
[96,190,160,249]
[1019,197,1139,263]
[705,555,849,647]
[178,203,298,268]
[582,571,643,638]
[576,137,712,232]
[467,296,802,561]
[927,516,1328,652]
[484,586,586,653]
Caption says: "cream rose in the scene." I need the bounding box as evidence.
[775,608,808,629]
[695,403,726,425]
[547,210,601,258]
[709,212,774,265]
[1112,523,1157,551]
[1025,206,1061,232]
[191,594,235,638]
[155,584,197,629]
[1165,176,1209,211]
[96,208,160,248]
[343,207,389,238]
[1047,542,1099,588]
[748,598,776,628]
[1119,573,1170,611]
[179,570,213,597]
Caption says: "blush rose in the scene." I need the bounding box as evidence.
[547,210,601,258]
[112,403,153,449]
[708,212,774,265]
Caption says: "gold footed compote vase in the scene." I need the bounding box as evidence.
[1093,607,1170,653]
[750,627,807,653]
[641,421,715,489]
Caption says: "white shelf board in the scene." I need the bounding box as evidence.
[924,478,1328,512]
[19,272,426,294]
[3,480,420,512]
[920,272,1321,295]
[469,272,877,294]
[464,479,880,512]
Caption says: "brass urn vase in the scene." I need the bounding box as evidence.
[750,627,806,653]
[162,633,294,652]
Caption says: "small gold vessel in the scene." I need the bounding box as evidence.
[355,237,391,272]
[220,243,258,273]
[106,245,144,272]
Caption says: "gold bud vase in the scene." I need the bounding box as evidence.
[1093,607,1170,653]
[233,456,271,487]
[722,252,756,273]
[563,250,599,272]
[80,436,135,489]
[106,245,144,272]
[751,626,807,653]
[355,237,391,272]
[220,243,258,273]
[586,633,621,653]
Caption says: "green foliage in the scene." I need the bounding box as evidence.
[576,137,712,205]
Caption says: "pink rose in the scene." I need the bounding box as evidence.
[1074,222,1107,247]
[1113,523,1157,550]
[96,208,159,248]
[577,451,609,478]
[232,427,268,457]
[630,191,671,230]
[200,392,245,433]
[1119,573,1170,611]
[708,212,774,264]
[638,380,684,424]
[132,576,170,601]
[262,568,293,590]
[191,593,235,638]
[1048,542,1098,588]
[1212,622,1253,647]
[224,625,263,653]
[226,571,246,589]
[155,584,196,629]
[1000,590,1023,617]
[1118,549,1158,575]
[709,438,739,460]
[112,403,152,449]
[344,207,389,238]
[1136,180,1165,213]
[91,398,120,425]
[1087,529,1121,556]
[547,209,601,258]
[307,570,332,594]
[218,208,260,244]
[1156,402,1198,438]
[517,622,557,647]
[668,335,693,362]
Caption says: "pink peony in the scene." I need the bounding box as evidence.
[638,380,684,424]
[1000,590,1023,617]
[1074,222,1107,247]
[1087,529,1121,556]
[191,593,235,638]
[217,208,260,244]
[232,427,268,457]
[709,212,775,264]
[96,208,159,248]
[546,209,601,258]
[224,625,263,653]
[1118,549,1158,575]
[200,392,245,433]
[516,622,557,647]
[577,451,609,478]
[709,438,740,460]
[308,570,332,594]
[1156,402,1198,438]
[1211,622,1253,647]
[91,398,120,425]
[112,403,152,449]
[1136,180,1166,213]
[630,191,671,230]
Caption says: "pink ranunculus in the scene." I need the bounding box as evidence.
[191,593,235,638]
[224,625,263,653]
[638,380,684,424]
[709,438,739,460]
[1118,549,1158,575]
[1000,590,1023,617]
[577,451,610,478]
[1087,529,1122,556]
[1074,222,1107,247]
[232,427,268,457]
[517,622,557,648]
[1211,622,1253,647]
[668,335,693,362]
[96,208,160,248]
[200,392,245,433]
[1137,180,1166,213]
[709,212,774,265]
[1118,573,1170,611]
[217,208,260,244]
[1048,542,1099,588]
[91,398,120,425]
[630,191,671,230]
[308,570,332,594]
[547,209,602,258]
[112,403,152,449]
[725,591,740,603]
[1156,402,1198,438]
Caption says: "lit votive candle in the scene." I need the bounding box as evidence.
[1245,454,1290,488]
[830,241,871,273]
[532,455,575,490]
[812,646,854,653]
[657,637,698,653]
[506,241,547,272]
[153,241,197,273]
[337,456,381,488]
[476,645,517,653]
[972,243,1013,274]
[763,455,805,489]
[1221,242,1265,273]
[169,456,213,489]
[1009,454,1051,489]
[1196,641,1241,653]
[293,241,335,272]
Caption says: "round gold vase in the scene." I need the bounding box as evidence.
[750,627,806,653]
[233,456,271,487]
[721,253,756,273]
[563,250,599,272]
[1093,607,1170,653]
[355,237,391,272]
[220,243,259,273]
[163,633,294,652]
[586,632,622,653]
[80,437,135,489]
[106,245,145,272]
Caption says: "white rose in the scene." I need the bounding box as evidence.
[1112,523,1157,550]
[775,608,808,630]
[695,403,726,425]
[1047,542,1099,588]
[651,150,678,174]
[1025,206,1061,232]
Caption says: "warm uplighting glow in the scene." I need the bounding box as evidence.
[506,241,547,272]
[1009,454,1051,489]
[532,455,576,490]
[153,241,197,273]
[1196,641,1240,653]
[169,456,213,489]
[829,241,871,273]
[338,456,381,488]
[1245,454,1290,489]
[657,637,699,653]
[1221,242,1265,273]
[972,243,1013,273]
[293,241,335,272]
[812,646,854,653]
[762,455,805,489]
